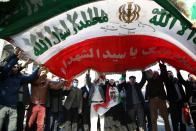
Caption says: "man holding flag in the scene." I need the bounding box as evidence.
[89,75,106,131]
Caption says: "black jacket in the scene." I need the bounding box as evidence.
[17,83,31,105]
[145,64,167,100]
[81,85,90,107]
[46,88,65,113]
[125,72,146,108]
[177,72,196,105]
[161,65,187,103]
[63,87,82,110]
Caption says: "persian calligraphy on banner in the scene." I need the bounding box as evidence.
[8,0,196,80]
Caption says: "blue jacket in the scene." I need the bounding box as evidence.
[0,54,39,107]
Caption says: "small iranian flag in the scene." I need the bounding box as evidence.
[94,85,120,116]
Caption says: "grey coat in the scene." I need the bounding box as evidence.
[63,87,82,110]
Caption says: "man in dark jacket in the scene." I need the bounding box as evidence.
[17,76,31,131]
[81,74,91,131]
[145,63,171,131]
[59,79,82,131]
[125,72,146,131]
[45,78,66,131]
[0,49,39,131]
[16,60,33,131]
[162,66,187,131]
[46,88,66,131]
[177,71,196,131]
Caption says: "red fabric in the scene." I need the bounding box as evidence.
[94,85,110,111]
[182,105,191,123]
[45,35,196,80]
[27,105,46,131]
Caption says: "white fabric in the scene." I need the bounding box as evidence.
[92,86,103,102]
[86,85,89,92]
[11,0,196,64]
[90,103,104,131]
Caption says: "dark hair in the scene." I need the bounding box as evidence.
[13,64,22,70]
[73,79,78,82]
[167,70,172,73]
[129,76,136,79]
[188,73,191,77]
[0,66,3,72]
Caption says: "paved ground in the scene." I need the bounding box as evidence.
[157,115,195,131]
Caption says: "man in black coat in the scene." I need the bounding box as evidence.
[145,63,171,131]
[81,74,91,131]
[177,71,196,131]
[45,79,66,131]
[161,63,187,131]
[125,72,146,131]
[59,79,82,131]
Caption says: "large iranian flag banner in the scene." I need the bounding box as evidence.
[8,0,196,79]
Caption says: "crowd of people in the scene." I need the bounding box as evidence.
[0,47,195,131]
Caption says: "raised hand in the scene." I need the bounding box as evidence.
[14,47,21,56]
[159,60,165,65]
[175,67,180,72]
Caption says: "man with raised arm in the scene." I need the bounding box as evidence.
[161,64,187,131]
[59,79,82,131]
[26,66,66,131]
[145,62,171,131]
[0,48,39,131]
[177,70,196,130]
[125,71,146,131]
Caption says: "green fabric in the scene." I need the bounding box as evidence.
[119,73,126,80]
[192,3,196,19]
[0,0,95,38]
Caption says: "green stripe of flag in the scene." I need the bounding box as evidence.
[0,0,94,38]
